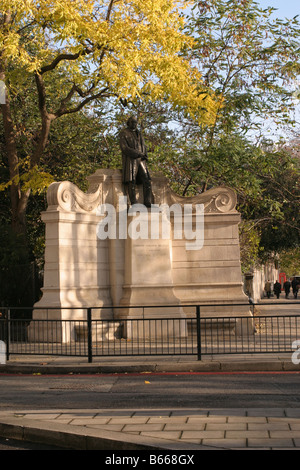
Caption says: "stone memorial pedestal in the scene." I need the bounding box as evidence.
[29,169,252,343]
[118,210,186,339]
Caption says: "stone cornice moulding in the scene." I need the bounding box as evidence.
[166,186,238,213]
[152,173,238,214]
[47,181,102,214]
[46,172,238,215]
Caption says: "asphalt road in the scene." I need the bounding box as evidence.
[1,371,300,410]
[0,437,69,450]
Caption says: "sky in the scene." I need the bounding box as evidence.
[178,1,300,141]
[256,0,299,19]
[255,1,300,141]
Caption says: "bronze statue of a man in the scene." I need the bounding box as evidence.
[119,116,152,207]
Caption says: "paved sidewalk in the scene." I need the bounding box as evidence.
[1,407,300,450]
[2,298,299,450]
[1,351,300,374]
[1,353,300,450]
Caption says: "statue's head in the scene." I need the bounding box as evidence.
[127,116,138,130]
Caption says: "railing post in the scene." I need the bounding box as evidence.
[196,305,201,361]
[87,308,92,363]
[6,308,10,361]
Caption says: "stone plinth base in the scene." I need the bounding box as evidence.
[33,170,253,344]
[74,321,122,342]
[117,211,186,340]
[28,305,113,343]
[121,317,188,341]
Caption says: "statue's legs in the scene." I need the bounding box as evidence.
[128,182,137,205]
[137,162,152,208]
[127,162,152,207]
[142,180,152,207]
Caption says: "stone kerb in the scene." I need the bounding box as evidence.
[0,341,6,364]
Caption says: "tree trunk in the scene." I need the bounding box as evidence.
[0,76,30,239]
[1,105,31,238]
[0,12,30,238]
[1,75,52,240]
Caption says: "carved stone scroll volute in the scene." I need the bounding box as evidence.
[47,181,102,214]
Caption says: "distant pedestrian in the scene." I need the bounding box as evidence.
[264,280,272,298]
[274,281,282,299]
[292,278,299,299]
[284,280,291,299]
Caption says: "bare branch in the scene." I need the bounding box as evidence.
[106,0,115,21]
[39,48,93,75]
[16,20,36,34]
[35,72,48,115]
[54,81,105,117]
[54,87,110,117]
[33,73,54,165]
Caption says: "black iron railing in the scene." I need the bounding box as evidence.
[0,302,299,363]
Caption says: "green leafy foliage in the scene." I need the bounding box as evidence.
[0,0,299,282]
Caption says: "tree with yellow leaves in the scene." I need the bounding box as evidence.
[0,0,219,239]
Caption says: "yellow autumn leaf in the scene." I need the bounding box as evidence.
[0,0,220,125]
